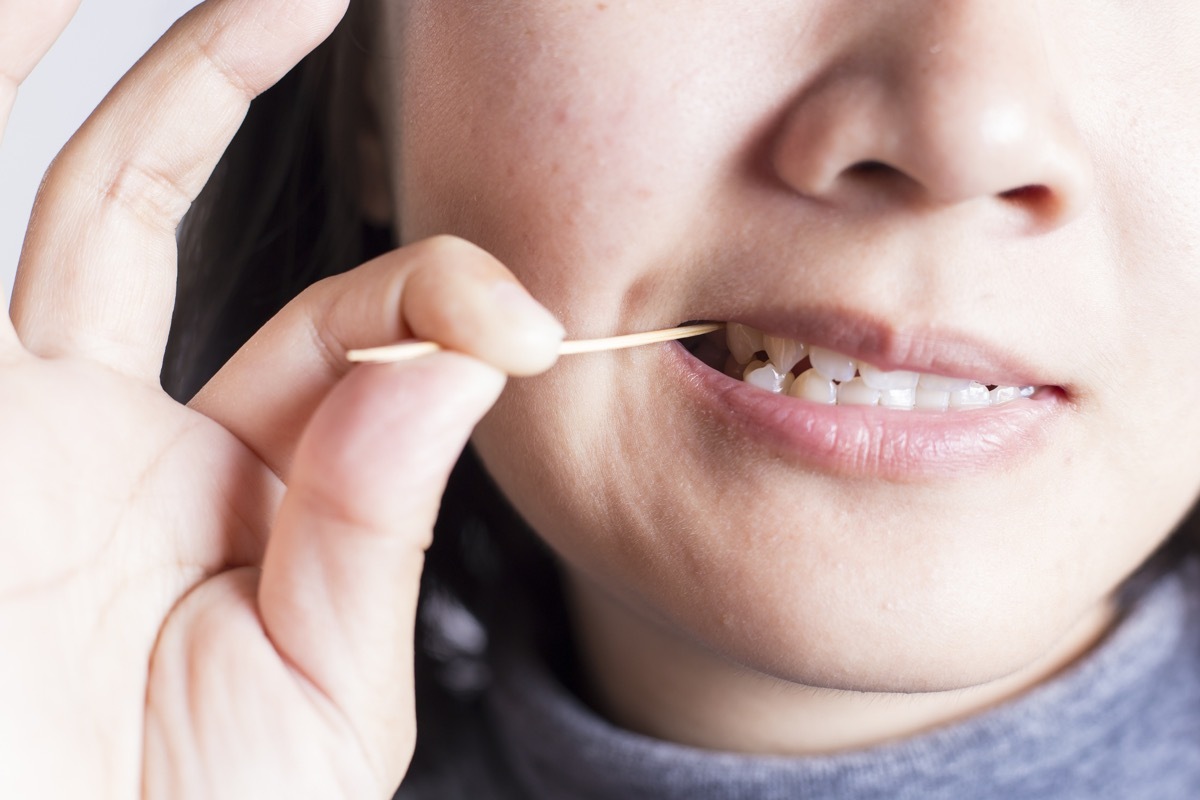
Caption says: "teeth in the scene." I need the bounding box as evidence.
[914,387,951,411]
[918,374,973,392]
[720,324,1039,412]
[879,386,916,410]
[948,382,991,409]
[989,386,1021,405]
[727,323,764,365]
[742,359,767,380]
[837,377,880,407]
[992,385,1036,404]
[788,368,837,404]
[744,362,793,394]
[859,362,919,391]
[810,347,858,382]
[764,335,806,374]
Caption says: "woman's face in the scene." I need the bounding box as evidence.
[375,2,1200,692]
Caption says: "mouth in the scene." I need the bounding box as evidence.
[671,319,1065,479]
[683,322,1040,412]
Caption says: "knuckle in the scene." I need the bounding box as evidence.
[292,478,380,536]
[410,234,490,267]
[402,265,473,337]
[292,466,435,551]
[304,310,353,378]
[406,239,508,299]
[97,158,194,233]
[402,257,443,297]
[194,24,259,101]
[297,262,409,357]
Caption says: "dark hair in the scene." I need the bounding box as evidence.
[164,1,1200,792]
[163,4,566,793]
[163,3,377,398]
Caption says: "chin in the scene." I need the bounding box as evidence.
[473,322,1177,698]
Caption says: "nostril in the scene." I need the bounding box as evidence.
[836,160,918,200]
[999,184,1050,204]
[847,160,897,178]
[998,184,1061,224]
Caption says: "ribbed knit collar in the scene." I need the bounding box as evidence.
[488,560,1200,799]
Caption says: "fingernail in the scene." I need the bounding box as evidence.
[492,281,566,341]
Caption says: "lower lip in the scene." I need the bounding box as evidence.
[667,343,1065,479]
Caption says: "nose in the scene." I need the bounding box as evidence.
[772,1,1092,229]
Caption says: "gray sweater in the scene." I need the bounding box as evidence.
[400,558,1200,799]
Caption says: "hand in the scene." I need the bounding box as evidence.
[0,0,563,797]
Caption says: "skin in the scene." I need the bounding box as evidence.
[370,0,1200,753]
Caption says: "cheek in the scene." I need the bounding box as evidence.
[1063,9,1200,550]
[396,7,659,244]
[391,2,776,329]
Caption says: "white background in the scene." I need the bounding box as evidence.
[1,1,197,308]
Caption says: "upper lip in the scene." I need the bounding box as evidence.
[682,305,1059,388]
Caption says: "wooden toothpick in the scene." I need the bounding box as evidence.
[346,322,725,364]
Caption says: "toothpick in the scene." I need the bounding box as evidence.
[346,322,725,364]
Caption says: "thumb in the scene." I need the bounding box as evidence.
[257,352,504,782]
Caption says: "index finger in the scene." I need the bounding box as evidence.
[10,0,350,379]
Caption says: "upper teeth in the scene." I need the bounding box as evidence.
[725,323,1034,410]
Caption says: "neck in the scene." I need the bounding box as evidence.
[565,573,1115,756]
